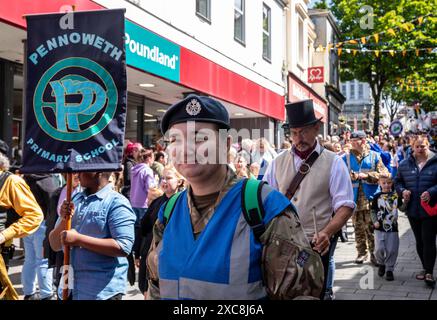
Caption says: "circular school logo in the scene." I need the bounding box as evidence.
[389,120,403,136]
[33,57,117,142]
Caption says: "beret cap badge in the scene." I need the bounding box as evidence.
[186,99,202,116]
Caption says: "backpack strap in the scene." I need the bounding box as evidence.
[162,191,183,227]
[241,178,266,243]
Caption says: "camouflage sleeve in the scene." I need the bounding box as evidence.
[366,156,389,183]
[145,219,164,300]
[260,207,324,300]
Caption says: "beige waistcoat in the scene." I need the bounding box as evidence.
[274,149,336,241]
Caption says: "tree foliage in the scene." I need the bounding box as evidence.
[329,0,437,133]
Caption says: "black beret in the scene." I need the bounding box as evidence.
[161,94,230,134]
[351,131,367,139]
[0,139,9,155]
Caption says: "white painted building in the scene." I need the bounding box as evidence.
[309,9,345,136]
[94,0,288,144]
[285,0,329,137]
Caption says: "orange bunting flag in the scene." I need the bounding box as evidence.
[401,23,413,32]
[338,48,343,56]
[387,28,396,37]
[336,42,343,48]
[416,49,420,56]
[418,16,424,25]
[348,39,358,45]
[352,49,358,56]
[373,33,379,43]
[389,50,395,57]
[374,50,380,57]
[361,37,367,44]
[427,48,433,53]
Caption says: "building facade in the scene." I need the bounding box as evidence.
[340,80,374,132]
[285,0,329,137]
[309,8,345,136]
[0,0,287,153]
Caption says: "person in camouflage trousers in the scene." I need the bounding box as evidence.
[343,131,389,265]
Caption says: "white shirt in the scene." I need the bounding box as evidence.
[263,143,356,212]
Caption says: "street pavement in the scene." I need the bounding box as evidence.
[333,213,437,300]
[8,213,437,300]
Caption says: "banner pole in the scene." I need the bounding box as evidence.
[62,173,73,301]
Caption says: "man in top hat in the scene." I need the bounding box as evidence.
[342,131,388,265]
[146,94,324,300]
[263,99,355,300]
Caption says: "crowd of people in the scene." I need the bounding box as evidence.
[0,95,436,301]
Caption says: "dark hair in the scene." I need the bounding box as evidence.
[138,149,154,163]
[155,151,165,162]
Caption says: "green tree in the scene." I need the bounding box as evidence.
[313,0,329,10]
[329,0,437,134]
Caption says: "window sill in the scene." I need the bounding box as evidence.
[234,37,246,47]
[196,12,211,24]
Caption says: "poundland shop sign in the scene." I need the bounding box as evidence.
[125,20,180,82]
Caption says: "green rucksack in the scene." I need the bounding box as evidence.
[162,178,267,242]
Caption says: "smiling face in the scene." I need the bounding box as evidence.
[167,122,229,183]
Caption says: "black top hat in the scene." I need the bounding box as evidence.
[285,99,322,128]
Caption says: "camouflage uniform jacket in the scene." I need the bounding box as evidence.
[146,167,324,300]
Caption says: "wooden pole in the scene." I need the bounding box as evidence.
[62,173,73,300]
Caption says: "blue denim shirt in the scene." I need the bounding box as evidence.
[58,184,135,300]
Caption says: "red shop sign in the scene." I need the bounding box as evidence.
[308,67,324,83]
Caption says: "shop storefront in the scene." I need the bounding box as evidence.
[0,0,285,154]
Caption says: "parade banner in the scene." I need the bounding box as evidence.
[21,9,127,173]
[389,120,403,137]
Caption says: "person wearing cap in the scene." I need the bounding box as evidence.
[342,131,389,265]
[146,94,324,300]
[263,100,355,300]
[0,141,44,299]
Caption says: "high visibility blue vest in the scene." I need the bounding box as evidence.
[157,180,290,300]
[343,151,380,202]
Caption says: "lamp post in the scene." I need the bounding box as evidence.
[362,106,368,131]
